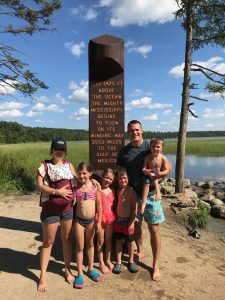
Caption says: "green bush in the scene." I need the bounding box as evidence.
[188,199,210,228]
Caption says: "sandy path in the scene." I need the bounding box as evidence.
[0,193,225,300]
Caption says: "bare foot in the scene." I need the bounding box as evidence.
[37,279,47,292]
[106,261,114,271]
[65,270,75,284]
[152,266,161,281]
[99,264,110,274]
[135,252,144,260]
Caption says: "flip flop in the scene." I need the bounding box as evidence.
[112,263,122,274]
[188,227,201,239]
[128,262,138,273]
[88,269,102,282]
[74,274,84,289]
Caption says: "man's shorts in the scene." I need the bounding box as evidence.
[40,207,73,224]
[137,195,165,225]
[113,216,135,242]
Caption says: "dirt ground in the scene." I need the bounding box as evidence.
[0,193,225,300]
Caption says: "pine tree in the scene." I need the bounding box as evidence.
[175,0,225,192]
[0,0,61,99]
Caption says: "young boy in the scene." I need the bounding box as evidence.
[140,136,168,213]
[113,167,138,274]
[139,137,169,281]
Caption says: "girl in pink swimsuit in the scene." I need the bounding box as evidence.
[96,168,116,274]
[73,162,102,289]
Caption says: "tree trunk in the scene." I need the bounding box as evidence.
[175,1,193,193]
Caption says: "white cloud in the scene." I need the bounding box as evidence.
[85,7,98,21]
[142,114,159,121]
[100,0,178,27]
[0,101,28,110]
[64,41,85,57]
[169,56,225,78]
[54,92,68,104]
[168,63,184,78]
[47,104,64,112]
[163,109,172,115]
[26,111,42,117]
[203,106,225,119]
[31,103,64,113]
[126,96,172,110]
[128,44,152,59]
[70,107,89,120]
[197,92,225,100]
[192,57,225,73]
[0,109,23,118]
[68,80,88,103]
[128,89,143,97]
[35,119,45,124]
[36,96,49,103]
[125,39,135,47]
[0,79,17,95]
[32,103,45,111]
[71,6,98,21]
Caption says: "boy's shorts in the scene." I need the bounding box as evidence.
[113,216,135,242]
[137,195,165,225]
[40,207,73,224]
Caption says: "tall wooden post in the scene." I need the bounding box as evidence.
[89,34,124,173]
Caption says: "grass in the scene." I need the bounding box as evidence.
[0,142,88,193]
[0,138,225,193]
[165,138,225,156]
[188,200,211,228]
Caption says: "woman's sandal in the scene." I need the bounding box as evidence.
[112,263,122,274]
[88,269,102,282]
[128,262,138,273]
[74,274,84,289]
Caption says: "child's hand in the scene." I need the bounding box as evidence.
[154,193,161,201]
[128,222,134,232]
[139,203,146,214]
[91,179,101,191]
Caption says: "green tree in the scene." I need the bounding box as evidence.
[175,0,225,193]
[0,0,61,99]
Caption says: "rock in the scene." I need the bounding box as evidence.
[195,181,206,187]
[166,177,176,185]
[200,193,215,203]
[205,181,214,189]
[210,198,224,206]
[184,178,191,188]
[215,191,225,199]
[201,200,211,212]
[166,182,174,187]
[184,188,198,199]
[211,205,225,220]
[161,185,175,195]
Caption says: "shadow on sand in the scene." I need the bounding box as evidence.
[0,216,78,284]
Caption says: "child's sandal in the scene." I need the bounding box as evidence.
[112,263,122,274]
[128,262,138,273]
[88,269,102,282]
[74,274,84,289]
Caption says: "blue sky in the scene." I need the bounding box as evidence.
[1,0,225,132]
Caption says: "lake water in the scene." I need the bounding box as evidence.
[166,155,225,183]
[166,155,225,233]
